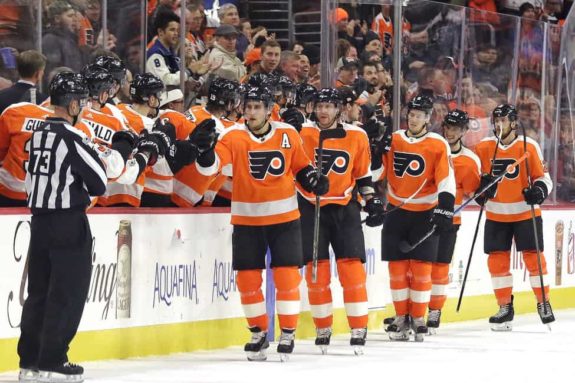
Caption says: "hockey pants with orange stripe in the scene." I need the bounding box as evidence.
[488,250,549,305]
[305,258,368,330]
[389,260,432,318]
[236,267,301,331]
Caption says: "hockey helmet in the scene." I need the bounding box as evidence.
[338,86,359,105]
[49,71,89,107]
[407,95,433,114]
[92,55,127,84]
[315,87,342,107]
[443,109,469,128]
[295,83,317,108]
[130,73,164,104]
[81,64,115,97]
[247,72,272,88]
[492,104,517,123]
[243,86,273,108]
[208,77,240,107]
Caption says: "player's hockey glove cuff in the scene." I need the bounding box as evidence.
[111,130,139,162]
[433,192,454,232]
[136,131,161,166]
[475,173,498,205]
[296,165,329,196]
[189,118,218,154]
[523,181,548,205]
[364,195,385,227]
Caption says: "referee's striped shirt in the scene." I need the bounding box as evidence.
[25,117,107,214]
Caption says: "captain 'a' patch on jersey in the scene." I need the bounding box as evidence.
[248,150,286,180]
[492,158,520,180]
[393,151,426,177]
[315,148,350,175]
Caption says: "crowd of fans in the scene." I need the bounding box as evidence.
[0,0,574,204]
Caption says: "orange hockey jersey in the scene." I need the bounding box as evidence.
[216,121,313,225]
[452,146,481,224]
[298,123,371,206]
[375,130,456,211]
[371,14,411,54]
[474,135,552,222]
[0,103,53,200]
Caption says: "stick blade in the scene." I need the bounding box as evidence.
[398,240,413,253]
[320,128,347,141]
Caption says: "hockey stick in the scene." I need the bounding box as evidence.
[522,129,548,314]
[399,151,529,255]
[361,179,427,224]
[312,128,347,283]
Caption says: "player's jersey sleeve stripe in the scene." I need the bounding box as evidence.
[231,194,298,218]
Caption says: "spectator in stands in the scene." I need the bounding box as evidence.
[291,41,305,55]
[334,7,366,52]
[302,44,320,88]
[280,51,300,82]
[147,0,178,43]
[185,3,208,59]
[244,48,261,77]
[518,2,544,94]
[336,57,358,87]
[0,50,48,113]
[336,39,352,61]
[298,53,310,83]
[218,3,249,61]
[467,0,500,25]
[0,77,12,91]
[364,31,383,58]
[255,39,281,75]
[209,24,246,82]
[471,44,510,93]
[430,99,449,134]
[42,1,86,78]
[402,27,440,83]
[543,0,563,23]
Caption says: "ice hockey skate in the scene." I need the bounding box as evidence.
[387,315,411,341]
[244,327,269,361]
[18,368,38,382]
[277,329,295,362]
[426,309,442,335]
[537,301,555,331]
[315,327,332,355]
[411,317,427,342]
[489,296,514,331]
[383,316,395,331]
[350,328,367,355]
[37,362,84,383]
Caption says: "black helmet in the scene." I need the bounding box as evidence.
[92,55,126,84]
[295,83,317,108]
[82,64,115,98]
[247,72,272,88]
[407,95,433,114]
[208,77,240,107]
[443,109,469,128]
[243,86,273,108]
[130,73,164,103]
[337,86,359,105]
[492,104,517,122]
[315,88,342,106]
[49,71,89,107]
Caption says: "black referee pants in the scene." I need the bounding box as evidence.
[18,210,93,370]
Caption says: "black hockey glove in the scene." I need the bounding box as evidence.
[136,131,161,166]
[189,118,218,154]
[474,173,498,205]
[111,129,139,162]
[364,195,385,227]
[152,118,177,143]
[432,192,454,233]
[281,107,305,132]
[296,165,329,196]
[166,140,200,174]
[362,118,381,141]
[523,181,548,205]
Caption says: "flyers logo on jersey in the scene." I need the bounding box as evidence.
[393,151,425,177]
[492,158,520,179]
[315,148,350,175]
[248,151,285,180]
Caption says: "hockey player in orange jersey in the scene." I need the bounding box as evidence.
[372,95,456,342]
[280,83,318,133]
[474,104,555,331]
[0,102,54,206]
[426,109,481,333]
[298,88,385,355]
[211,86,329,361]
[182,77,240,207]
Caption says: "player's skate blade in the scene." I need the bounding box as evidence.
[490,322,513,331]
[244,327,269,361]
[537,301,555,332]
[277,329,295,362]
[426,309,441,335]
[388,315,410,341]
[350,328,367,355]
[315,327,332,355]
[18,368,38,382]
[489,296,514,332]
[37,362,84,383]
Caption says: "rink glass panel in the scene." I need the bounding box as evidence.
[322,0,575,205]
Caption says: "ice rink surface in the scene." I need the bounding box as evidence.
[2,310,574,383]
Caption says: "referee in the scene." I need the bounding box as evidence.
[17,72,107,383]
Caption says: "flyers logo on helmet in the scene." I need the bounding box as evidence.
[248,151,285,180]
[492,158,520,180]
[393,151,426,177]
[315,148,350,175]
